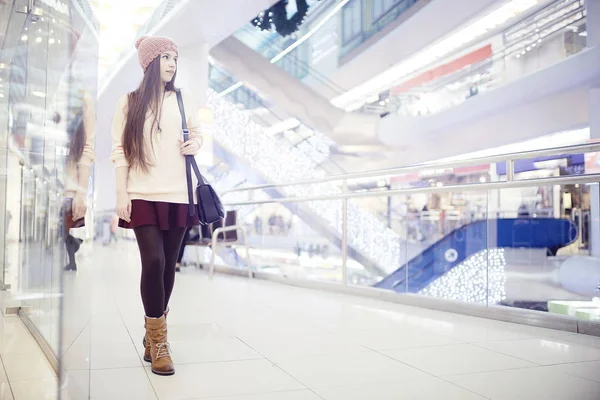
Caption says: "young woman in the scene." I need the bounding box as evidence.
[110,36,203,376]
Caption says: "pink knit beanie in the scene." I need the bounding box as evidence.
[135,36,178,72]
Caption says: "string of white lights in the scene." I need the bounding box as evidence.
[419,248,507,304]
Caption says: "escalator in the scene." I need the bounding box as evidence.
[208,62,404,278]
[210,35,382,147]
[375,218,577,293]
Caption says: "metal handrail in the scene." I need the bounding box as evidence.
[221,142,600,196]
[209,226,252,279]
[223,173,600,206]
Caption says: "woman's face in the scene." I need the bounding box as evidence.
[159,51,177,83]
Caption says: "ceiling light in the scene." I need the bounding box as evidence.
[0,94,4,98]
[49,38,55,44]
[218,81,243,97]
[32,91,46,98]
[35,37,42,43]
[21,35,28,41]
[264,118,301,136]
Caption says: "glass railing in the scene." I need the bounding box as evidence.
[215,142,600,323]
[232,23,348,95]
[235,0,423,75]
[385,0,587,116]
[340,0,420,57]
[234,0,331,81]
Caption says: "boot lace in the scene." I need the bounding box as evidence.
[155,341,171,360]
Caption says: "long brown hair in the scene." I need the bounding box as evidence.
[67,108,85,164]
[123,56,177,171]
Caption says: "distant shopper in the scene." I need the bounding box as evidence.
[110,36,206,376]
[108,214,119,244]
[517,204,530,218]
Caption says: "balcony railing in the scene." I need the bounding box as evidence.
[340,0,420,58]
[384,0,587,116]
[215,142,600,322]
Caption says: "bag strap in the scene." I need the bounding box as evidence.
[175,89,204,216]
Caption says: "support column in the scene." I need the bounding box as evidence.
[176,42,213,166]
[177,42,209,106]
[586,0,600,47]
[585,0,600,255]
[589,87,600,257]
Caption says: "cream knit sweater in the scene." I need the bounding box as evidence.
[110,89,205,204]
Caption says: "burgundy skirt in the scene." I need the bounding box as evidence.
[119,200,200,231]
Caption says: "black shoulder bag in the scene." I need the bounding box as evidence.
[175,89,224,225]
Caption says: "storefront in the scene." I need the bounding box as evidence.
[0,1,98,398]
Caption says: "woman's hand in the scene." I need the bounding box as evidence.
[72,191,87,221]
[179,138,202,156]
[116,191,132,223]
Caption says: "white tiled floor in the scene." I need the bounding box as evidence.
[15,243,600,399]
[0,315,58,400]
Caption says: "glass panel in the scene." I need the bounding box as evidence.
[341,0,362,44]
[358,188,491,303]
[490,182,597,317]
[372,0,400,22]
[345,193,410,288]
[200,199,345,284]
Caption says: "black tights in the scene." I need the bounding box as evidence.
[133,225,186,318]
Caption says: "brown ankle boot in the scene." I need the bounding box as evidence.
[145,315,175,376]
[144,308,169,362]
